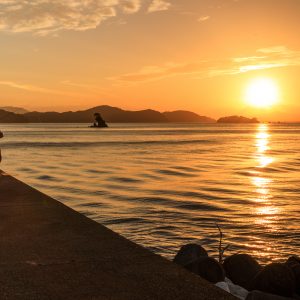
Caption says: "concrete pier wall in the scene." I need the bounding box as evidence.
[0,171,235,299]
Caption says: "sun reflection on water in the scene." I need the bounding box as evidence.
[252,124,279,229]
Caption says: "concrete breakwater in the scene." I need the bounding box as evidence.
[0,170,234,299]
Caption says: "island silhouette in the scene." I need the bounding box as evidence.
[217,116,259,124]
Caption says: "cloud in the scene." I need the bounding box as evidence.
[109,62,208,82]
[205,46,300,77]
[110,46,300,83]
[0,79,113,98]
[233,46,300,69]
[147,0,171,13]
[120,0,141,13]
[206,46,300,77]
[0,0,142,35]
[61,80,114,97]
[257,46,289,54]
[198,16,210,22]
[0,80,54,93]
[0,80,77,96]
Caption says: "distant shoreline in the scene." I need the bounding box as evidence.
[1,106,298,124]
[0,105,261,124]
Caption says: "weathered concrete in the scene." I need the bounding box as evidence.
[0,170,235,299]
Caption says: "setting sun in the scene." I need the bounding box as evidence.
[245,78,279,108]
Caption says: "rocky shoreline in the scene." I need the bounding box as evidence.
[173,244,300,299]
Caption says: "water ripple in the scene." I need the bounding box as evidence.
[2,123,300,264]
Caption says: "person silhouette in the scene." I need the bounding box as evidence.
[0,131,3,163]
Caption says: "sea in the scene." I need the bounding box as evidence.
[1,123,300,264]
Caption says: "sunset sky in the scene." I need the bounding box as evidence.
[0,0,300,121]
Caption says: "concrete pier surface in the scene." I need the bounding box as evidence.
[0,170,235,299]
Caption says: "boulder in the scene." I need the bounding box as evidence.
[250,263,296,297]
[223,254,262,290]
[285,256,300,295]
[286,256,300,265]
[290,264,300,296]
[173,244,208,267]
[185,257,225,284]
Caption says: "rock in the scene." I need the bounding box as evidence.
[250,263,296,297]
[223,254,262,290]
[186,257,225,283]
[92,112,108,128]
[173,244,224,283]
[286,256,300,265]
[246,290,295,300]
[285,256,300,295]
[216,278,250,300]
[173,244,208,267]
[215,281,231,293]
[290,264,300,296]
[225,278,249,300]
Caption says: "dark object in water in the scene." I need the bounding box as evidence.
[223,254,262,290]
[285,256,300,295]
[89,124,108,128]
[90,112,108,128]
[173,243,208,267]
[250,263,296,297]
[186,257,225,284]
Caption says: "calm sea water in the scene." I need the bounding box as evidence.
[1,123,300,264]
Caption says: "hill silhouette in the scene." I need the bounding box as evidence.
[0,109,27,123]
[163,110,215,123]
[217,116,259,124]
[0,106,29,114]
[0,105,216,123]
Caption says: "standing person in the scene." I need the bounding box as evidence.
[0,131,3,163]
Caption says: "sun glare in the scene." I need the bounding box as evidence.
[245,78,279,108]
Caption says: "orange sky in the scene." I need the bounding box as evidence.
[0,0,300,121]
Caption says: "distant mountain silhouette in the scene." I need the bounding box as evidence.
[87,106,168,123]
[0,105,216,123]
[163,110,215,123]
[0,106,29,114]
[0,109,27,123]
[217,116,259,124]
